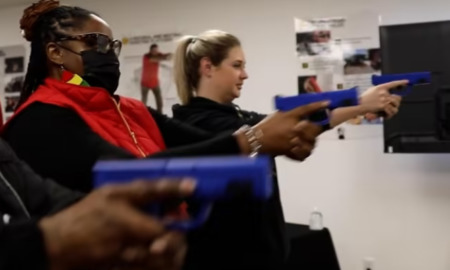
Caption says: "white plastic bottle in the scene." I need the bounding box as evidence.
[309,207,323,230]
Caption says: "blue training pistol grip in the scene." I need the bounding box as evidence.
[275,87,359,126]
[93,155,273,231]
[371,72,431,96]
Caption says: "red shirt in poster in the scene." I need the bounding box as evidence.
[141,53,161,89]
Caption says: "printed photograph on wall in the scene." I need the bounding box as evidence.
[344,49,374,75]
[296,30,332,56]
[117,33,182,116]
[343,48,381,75]
[5,95,19,113]
[5,57,24,74]
[4,75,24,93]
[0,45,26,123]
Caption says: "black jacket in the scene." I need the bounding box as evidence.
[173,97,288,270]
[0,138,82,270]
[2,103,241,192]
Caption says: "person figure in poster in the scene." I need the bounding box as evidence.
[304,77,321,93]
[141,44,172,113]
[298,76,322,94]
[296,30,332,56]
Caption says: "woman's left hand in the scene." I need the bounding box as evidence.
[359,80,408,119]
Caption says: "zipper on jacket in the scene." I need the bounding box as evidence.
[0,170,30,218]
[111,98,146,157]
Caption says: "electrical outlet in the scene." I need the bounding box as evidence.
[363,257,375,270]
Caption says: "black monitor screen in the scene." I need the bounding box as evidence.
[380,20,450,153]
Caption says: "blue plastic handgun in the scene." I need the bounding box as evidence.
[93,155,272,231]
[371,72,431,96]
[275,87,359,126]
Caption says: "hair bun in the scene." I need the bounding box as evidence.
[20,0,60,41]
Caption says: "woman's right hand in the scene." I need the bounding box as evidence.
[235,101,329,161]
[40,179,195,270]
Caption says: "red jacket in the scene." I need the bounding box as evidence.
[7,78,166,157]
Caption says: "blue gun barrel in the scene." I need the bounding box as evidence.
[371,72,431,96]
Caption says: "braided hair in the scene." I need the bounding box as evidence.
[18,0,95,107]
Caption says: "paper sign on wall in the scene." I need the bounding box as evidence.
[295,11,382,125]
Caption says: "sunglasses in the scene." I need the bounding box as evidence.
[57,33,122,56]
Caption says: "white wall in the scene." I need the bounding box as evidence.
[2,0,450,269]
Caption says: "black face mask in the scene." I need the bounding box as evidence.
[81,49,121,95]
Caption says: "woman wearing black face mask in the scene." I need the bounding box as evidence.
[1,0,328,196]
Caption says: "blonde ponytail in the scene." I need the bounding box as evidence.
[174,36,196,105]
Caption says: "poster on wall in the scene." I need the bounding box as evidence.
[0,45,26,124]
[294,11,382,125]
[118,32,182,116]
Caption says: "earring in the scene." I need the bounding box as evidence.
[59,65,67,81]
